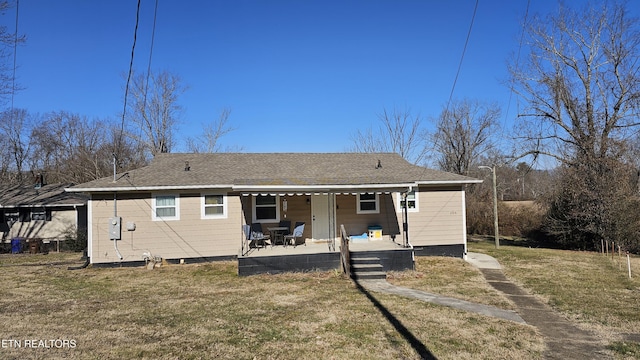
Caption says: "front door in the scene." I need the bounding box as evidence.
[312,194,330,241]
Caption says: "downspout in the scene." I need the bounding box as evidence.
[112,154,123,260]
[403,186,412,248]
[462,186,469,260]
[68,257,90,270]
[404,186,414,270]
[241,195,247,256]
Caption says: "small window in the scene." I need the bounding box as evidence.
[4,211,19,223]
[202,194,227,219]
[252,195,279,223]
[31,209,47,221]
[153,194,180,221]
[357,193,379,214]
[398,190,419,212]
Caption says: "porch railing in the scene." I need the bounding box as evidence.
[340,224,350,276]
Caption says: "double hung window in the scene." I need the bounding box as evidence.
[357,193,379,214]
[398,190,419,212]
[252,195,279,222]
[153,194,180,221]
[202,194,227,219]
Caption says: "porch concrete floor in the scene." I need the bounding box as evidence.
[242,239,408,257]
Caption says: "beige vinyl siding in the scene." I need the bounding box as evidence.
[407,187,465,246]
[4,207,79,241]
[90,191,241,264]
[336,194,401,238]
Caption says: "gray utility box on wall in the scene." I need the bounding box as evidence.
[109,217,121,240]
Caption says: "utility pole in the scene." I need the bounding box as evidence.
[479,165,499,249]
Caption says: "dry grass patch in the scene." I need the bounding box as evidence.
[387,256,516,310]
[370,294,544,359]
[0,252,543,359]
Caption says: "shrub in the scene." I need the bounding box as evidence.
[60,226,87,252]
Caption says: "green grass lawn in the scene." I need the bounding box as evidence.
[0,252,542,359]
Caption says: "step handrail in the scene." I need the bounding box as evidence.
[340,224,350,276]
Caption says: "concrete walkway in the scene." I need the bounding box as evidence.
[357,252,611,359]
[466,252,611,359]
[357,278,525,324]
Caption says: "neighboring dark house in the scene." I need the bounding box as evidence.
[0,182,88,252]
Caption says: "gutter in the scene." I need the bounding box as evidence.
[0,203,87,208]
[66,179,482,194]
[65,184,234,193]
[416,179,483,185]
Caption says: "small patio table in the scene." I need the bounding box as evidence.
[267,227,289,247]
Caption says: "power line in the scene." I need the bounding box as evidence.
[445,0,479,114]
[109,1,205,262]
[420,0,479,178]
[501,0,530,156]
[130,0,159,186]
[117,0,142,163]
[143,0,159,107]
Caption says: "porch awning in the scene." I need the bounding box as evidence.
[241,192,395,196]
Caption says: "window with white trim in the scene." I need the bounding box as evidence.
[252,195,279,223]
[202,193,227,219]
[31,208,52,221]
[4,210,19,223]
[398,190,419,212]
[357,193,379,214]
[153,194,180,221]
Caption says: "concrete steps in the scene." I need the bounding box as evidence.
[350,254,386,280]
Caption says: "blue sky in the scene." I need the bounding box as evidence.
[9,0,561,153]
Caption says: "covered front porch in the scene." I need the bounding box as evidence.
[236,183,416,276]
[239,190,411,248]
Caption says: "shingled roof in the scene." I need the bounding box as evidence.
[68,153,480,192]
[0,183,88,208]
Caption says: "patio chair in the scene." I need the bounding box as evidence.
[243,223,269,249]
[252,223,270,241]
[278,220,291,235]
[285,222,305,247]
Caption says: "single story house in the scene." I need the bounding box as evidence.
[67,152,481,272]
[0,181,88,252]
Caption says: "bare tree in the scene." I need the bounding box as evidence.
[510,1,640,250]
[511,1,640,163]
[125,70,186,158]
[349,107,427,164]
[431,99,500,176]
[186,108,240,153]
[0,108,30,183]
[28,112,145,184]
[29,112,103,183]
[0,1,26,105]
